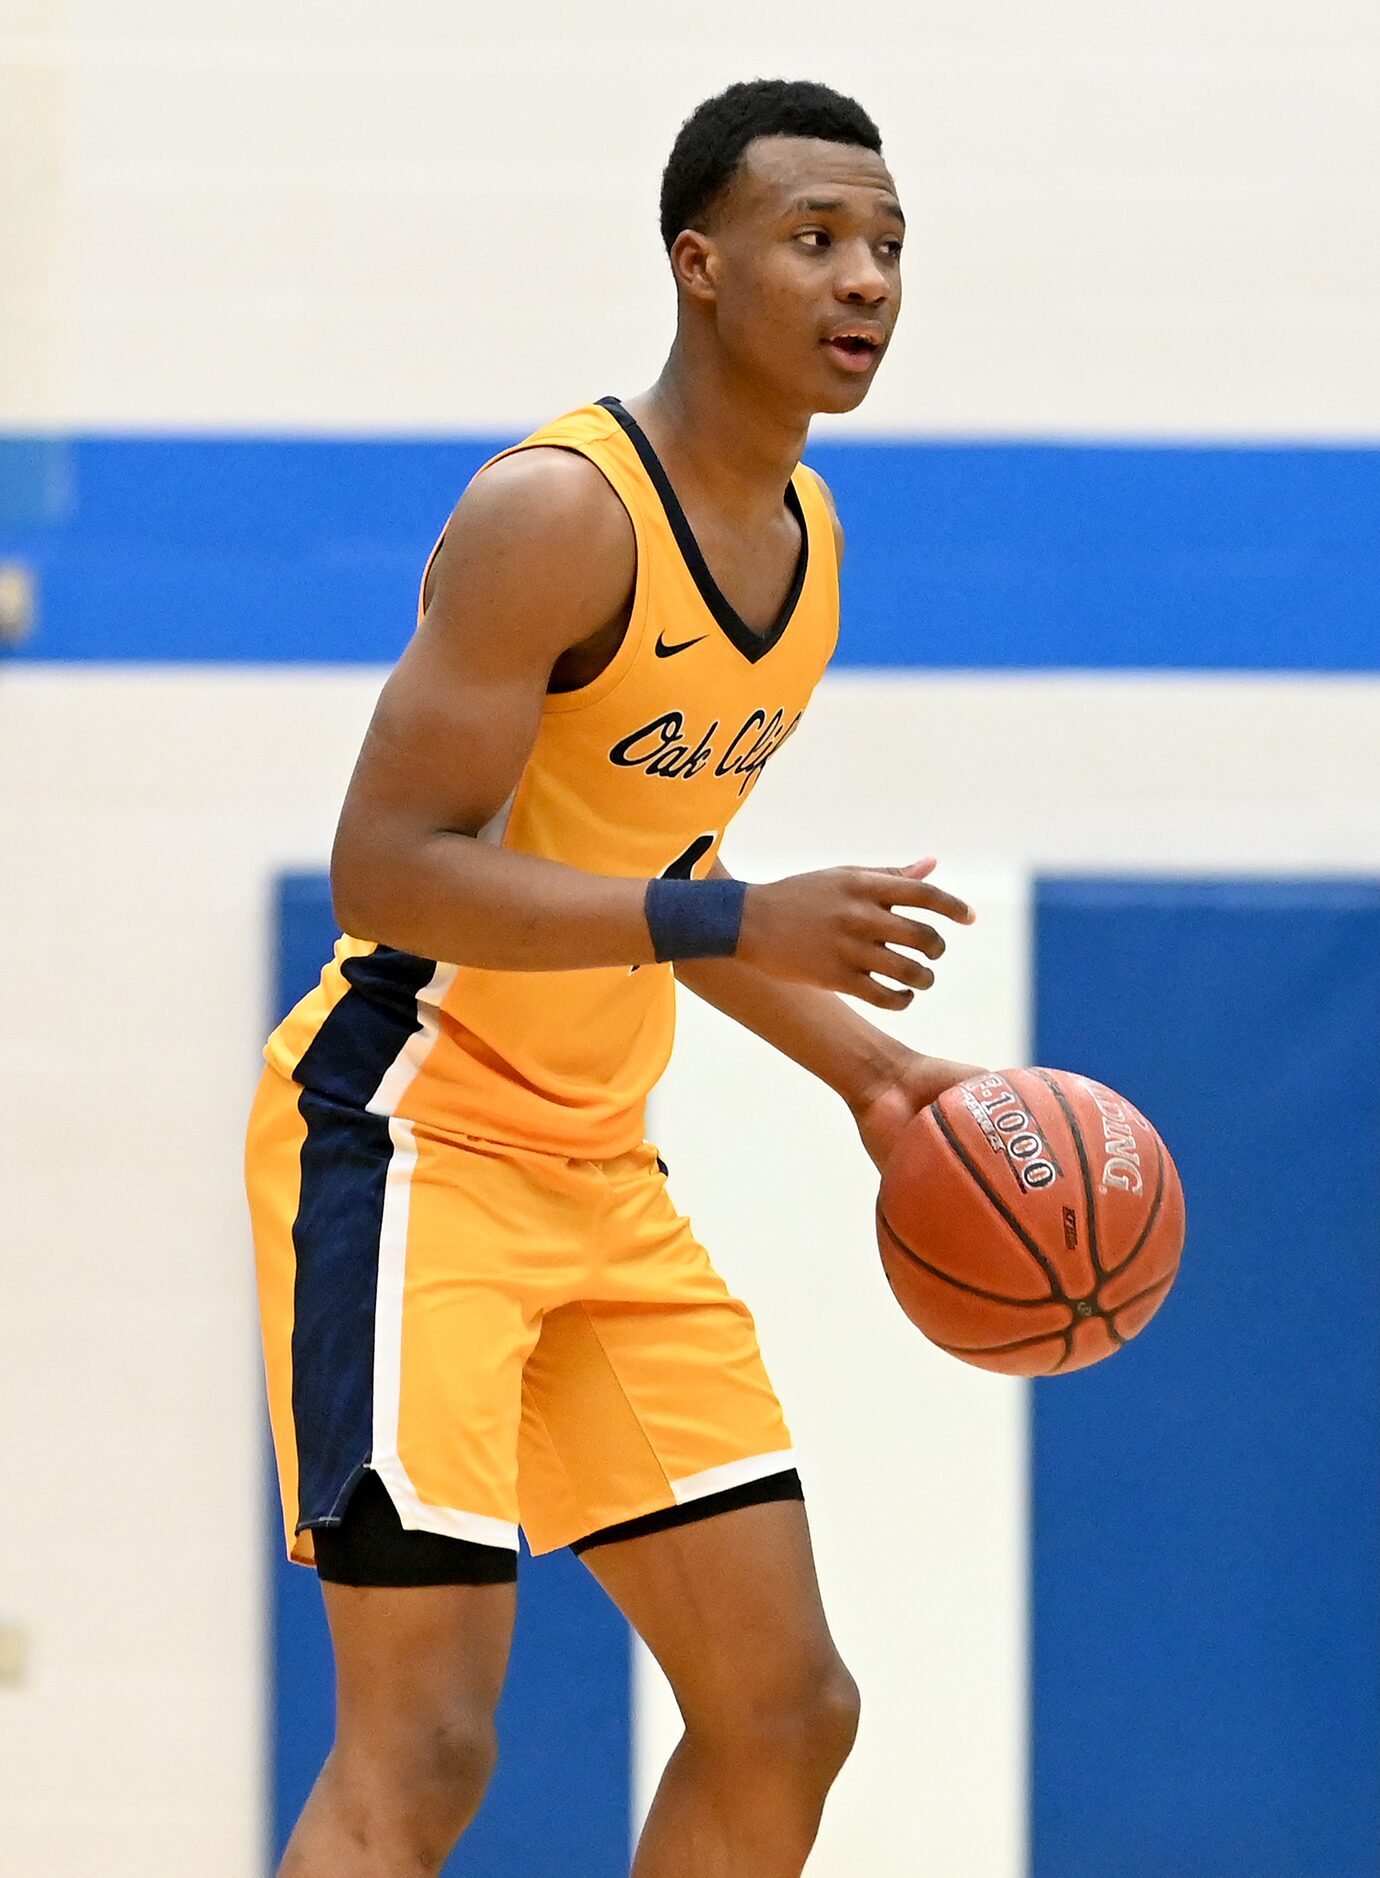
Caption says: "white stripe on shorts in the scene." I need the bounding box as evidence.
[671,1448,800,1508]
[365,960,522,1553]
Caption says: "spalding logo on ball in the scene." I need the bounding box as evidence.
[876,1068,1185,1375]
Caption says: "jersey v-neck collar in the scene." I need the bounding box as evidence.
[597,395,809,666]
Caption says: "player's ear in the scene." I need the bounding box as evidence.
[669,229,719,304]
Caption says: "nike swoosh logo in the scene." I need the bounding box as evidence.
[655,632,707,659]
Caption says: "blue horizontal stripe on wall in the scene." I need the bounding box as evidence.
[1,432,1378,668]
[0,438,70,527]
[1032,877,1380,1877]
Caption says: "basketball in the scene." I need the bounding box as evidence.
[876,1069,1185,1376]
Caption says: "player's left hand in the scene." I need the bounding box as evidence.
[850,1049,985,1173]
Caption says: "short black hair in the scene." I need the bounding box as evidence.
[660,79,883,254]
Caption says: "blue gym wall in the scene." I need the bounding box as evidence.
[1033,879,1380,1878]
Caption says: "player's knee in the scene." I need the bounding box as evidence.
[335,1702,499,1863]
[421,1705,500,1810]
[806,1660,862,1774]
[757,1661,859,1783]
[712,1653,861,1783]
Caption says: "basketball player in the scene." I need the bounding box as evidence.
[246,78,979,1877]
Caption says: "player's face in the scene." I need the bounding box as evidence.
[704,136,904,416]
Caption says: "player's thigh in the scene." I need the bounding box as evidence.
[579,1496,852,1731]
[322,1574,517,1759]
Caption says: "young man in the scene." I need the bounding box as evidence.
[246,77,978,1877]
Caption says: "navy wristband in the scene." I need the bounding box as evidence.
[644,876,747,962]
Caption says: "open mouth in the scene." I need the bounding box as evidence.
[823,332,882,371]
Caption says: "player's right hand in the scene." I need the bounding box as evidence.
[737,858,976,1011]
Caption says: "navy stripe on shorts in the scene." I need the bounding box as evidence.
[288,945,436,1531]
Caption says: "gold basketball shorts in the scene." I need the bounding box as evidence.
[245,1065,795,1564]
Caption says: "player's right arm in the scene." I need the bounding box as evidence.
[331,451,973,994]
[331,447,660,970]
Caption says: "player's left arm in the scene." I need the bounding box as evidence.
[673,860,983,1171]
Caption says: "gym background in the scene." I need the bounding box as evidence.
[2,5,1378,1874]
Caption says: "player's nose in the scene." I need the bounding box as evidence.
[833,242,892,307]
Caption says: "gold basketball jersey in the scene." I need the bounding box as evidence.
[265,396,840,1156]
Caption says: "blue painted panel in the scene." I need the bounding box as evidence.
[1,431,1377,668]
[269,874,631,1874]
[1032,878,1380,1877]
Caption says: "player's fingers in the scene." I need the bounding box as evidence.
[867,910,946,960]
[866,874,976,925]
[850,973,914,1011]
[835,954,914,1008]
[869,945,936,991]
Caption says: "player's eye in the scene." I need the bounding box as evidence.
[795,228,831,249]
[880,239,904,259]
